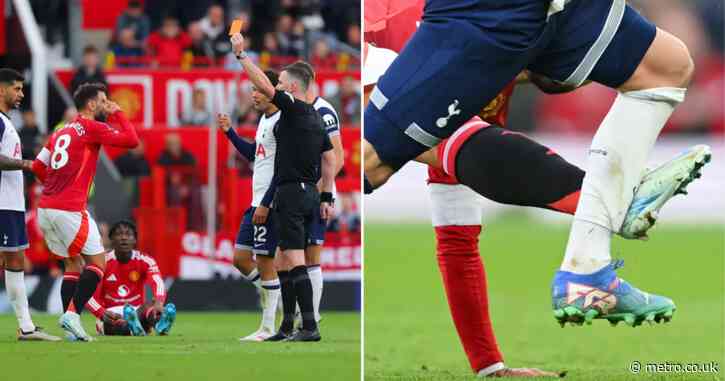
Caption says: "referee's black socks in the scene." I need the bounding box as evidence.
[278,270,296,333]
[290,265,317,331]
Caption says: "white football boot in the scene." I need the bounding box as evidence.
[60,311,93,342]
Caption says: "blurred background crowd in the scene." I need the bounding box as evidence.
[508,0,724,136]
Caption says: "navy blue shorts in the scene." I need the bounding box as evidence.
[365,0,656,169]
[0,210,28,252]
[307,209,328,246]
[235,206,279,257]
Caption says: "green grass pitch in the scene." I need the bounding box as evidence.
[0,312,360,380]
[365,215,724,381]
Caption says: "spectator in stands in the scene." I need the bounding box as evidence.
[158,133,196,167]
[311,39,336,69]
[19,110,41,159]
[112,27,145,67]
[52,107,77,132]
[146,15,191,67]
[187,22,215,67]
[275,14,304,56]
[70,45,107,93]
[197,4,233,59]
[261,32,281,56]
[115,141,151,178]
[347,23,361,50]
[230,89,257,126]
[158,134,203,229]
[181,89,213,126]
[115,0,151,44]
[332,76,361,125]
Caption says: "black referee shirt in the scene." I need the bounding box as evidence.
[272,90,333,185]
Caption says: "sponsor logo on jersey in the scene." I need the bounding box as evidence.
[129,270,140,282]
[256,143,266,158]
[117,284,130,297]
[436,100,462,128]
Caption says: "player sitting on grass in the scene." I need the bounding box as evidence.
[86,220,176,336]
[217,71,282,341]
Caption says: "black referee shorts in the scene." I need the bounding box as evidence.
[275,182,320,251]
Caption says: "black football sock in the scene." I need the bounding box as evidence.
[71,265,103,314]
[61,272,80,312]
[290,265,317,331]
[278,271,296,333]
[456,126,584,211]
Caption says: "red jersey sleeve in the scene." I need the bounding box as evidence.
[85,111,140,148]
[142,255,166,304]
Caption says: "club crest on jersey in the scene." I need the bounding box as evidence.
[129,270,140,282]
[256,144,266,158]
[566,282,617,313]
[117,284,130,297]
[436,100,462,128]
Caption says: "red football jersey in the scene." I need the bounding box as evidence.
[365,0,515,185]
[87,250,166,318]
[34,111,139,211]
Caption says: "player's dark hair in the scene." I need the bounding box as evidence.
[0,68,24,85]
[282,62,314,91]
[264,70,279,87]
[82,45,98,55]
[73,83,107,110]
[109,219,138,240]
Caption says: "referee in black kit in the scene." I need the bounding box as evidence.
[231,32,336,342]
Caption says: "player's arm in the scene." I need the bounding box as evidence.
[231,33,275,99]
[217,113,255,162]
[87,103,140,148]
[31,143,51,182]
[144,258,166,312]
[0,154,32,171]
[320,137,335,219]
[253,173,277,224]
[86,283,108,320]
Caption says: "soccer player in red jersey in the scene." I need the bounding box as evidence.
[32,83,140,341]
[87,220,176,336]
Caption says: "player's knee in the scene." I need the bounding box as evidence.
[3,252,24,270]
[233,251,255,274]
[626,31,694,90]
[434,226,481,256]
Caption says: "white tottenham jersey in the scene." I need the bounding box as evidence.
[313,97,340,196]
[251,111,280,207]
[0,112,24,211]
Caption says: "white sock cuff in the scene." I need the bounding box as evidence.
[623,87,686,105]
[476,362,505,377]
[243,268,260,282]
[261,279,280,289]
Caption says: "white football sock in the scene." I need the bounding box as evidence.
[562,87,685,274]
[5,270,35,333]
[243,268,262,289]
[260,279,280,331]
[308,265,323,321]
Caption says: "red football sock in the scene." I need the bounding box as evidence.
[435,225,503,373]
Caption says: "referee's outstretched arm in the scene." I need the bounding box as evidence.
[230,33,275,99]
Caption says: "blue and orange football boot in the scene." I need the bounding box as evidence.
[552,260,675,327]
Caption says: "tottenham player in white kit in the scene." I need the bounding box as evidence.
[0,68,60,341]
[218,70,282,341]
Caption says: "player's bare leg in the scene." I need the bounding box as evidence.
[238,252,280,342]
[556,28,695,326]
[2,251,60,341]
[61,252,106,341]
[304,245,323,322]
